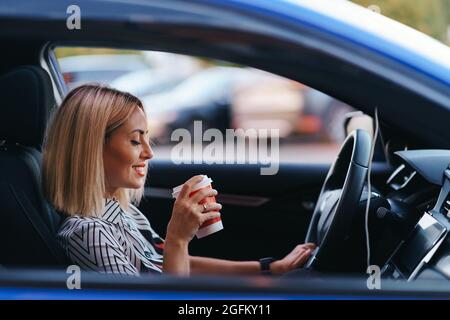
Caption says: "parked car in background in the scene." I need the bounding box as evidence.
[142,66,304,142]
[301,88,355,142]
[110,52,202,97]
[57,54,151,89]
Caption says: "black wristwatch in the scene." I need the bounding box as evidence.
[259,257,275,275]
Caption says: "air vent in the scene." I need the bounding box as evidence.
[386,164,417,190]
[440,193,450,218]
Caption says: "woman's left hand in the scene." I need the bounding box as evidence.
[270,243,316,275]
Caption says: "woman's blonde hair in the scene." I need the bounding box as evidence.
[43,84,146,217]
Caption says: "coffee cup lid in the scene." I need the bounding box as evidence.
[172,175,213,198]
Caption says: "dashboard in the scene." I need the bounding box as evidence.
[380,149,450,281]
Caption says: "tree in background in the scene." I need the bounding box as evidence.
[351,0,449,44]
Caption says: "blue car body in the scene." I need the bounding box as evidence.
[0,0,449,300]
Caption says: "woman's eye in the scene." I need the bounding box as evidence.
[131,140,141,146]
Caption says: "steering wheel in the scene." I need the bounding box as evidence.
[304,129,372,272]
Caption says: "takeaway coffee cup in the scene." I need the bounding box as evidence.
[172,175,223,238]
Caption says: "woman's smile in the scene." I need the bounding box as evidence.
[132,163,147,177]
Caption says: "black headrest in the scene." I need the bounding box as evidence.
[0,66,55,148]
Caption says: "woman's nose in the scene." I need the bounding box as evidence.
[141,139,154,160]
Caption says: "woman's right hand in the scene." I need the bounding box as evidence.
[166,175,222,244]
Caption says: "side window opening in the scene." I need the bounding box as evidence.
[52,46,357,164]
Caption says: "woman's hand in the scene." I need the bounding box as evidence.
[270,243,316,275]
[166,175,222,244]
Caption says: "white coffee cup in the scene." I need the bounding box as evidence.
[172,175,223,238]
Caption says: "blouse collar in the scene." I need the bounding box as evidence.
[101,198,123,224]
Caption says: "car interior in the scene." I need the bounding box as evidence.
[0,47,447,281]
[0,5,450,297]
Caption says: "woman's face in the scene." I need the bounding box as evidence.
[103,107,153,195]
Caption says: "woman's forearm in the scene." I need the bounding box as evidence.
[189,256,260,275]
[162,238,190,276]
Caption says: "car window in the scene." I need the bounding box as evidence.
[53,47,356,166]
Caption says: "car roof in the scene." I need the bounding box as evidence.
[216,0,450,87]
[2,0,449,85]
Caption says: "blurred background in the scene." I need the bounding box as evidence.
[54,0,450,164]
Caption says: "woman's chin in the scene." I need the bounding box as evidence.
[126,180,145,189]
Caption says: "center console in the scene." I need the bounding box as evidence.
[382,165,450,280]
[382,212,447,280]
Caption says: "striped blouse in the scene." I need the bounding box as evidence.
[57,198,164,275]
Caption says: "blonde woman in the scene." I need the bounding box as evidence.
[43,84,315,276]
